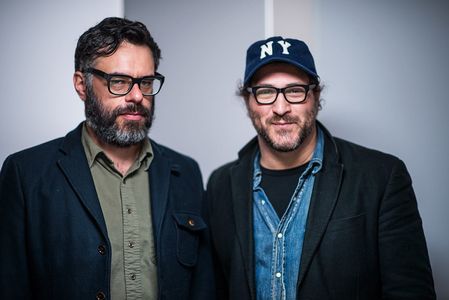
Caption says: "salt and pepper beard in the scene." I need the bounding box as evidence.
[247,98,319,152]
[84,82,154,147]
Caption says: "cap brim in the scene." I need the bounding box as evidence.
[244,57,319,85]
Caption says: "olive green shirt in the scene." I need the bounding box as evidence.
[81,124,158,300]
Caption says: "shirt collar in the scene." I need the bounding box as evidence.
[253,126,324,189]
[139,137,153,171]
[81,122,153,171]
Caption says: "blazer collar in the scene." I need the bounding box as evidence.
[57,123,108,239]
[230,147,257,299]
[297,121,344,287]
[147,141,176,244]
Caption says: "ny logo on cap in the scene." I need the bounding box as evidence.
[259,40,291,59]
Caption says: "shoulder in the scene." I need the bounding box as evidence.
[208,136,258,185]
[319,122,402,168]
[1,124,83,171]
[0,137,67,191]
[331,137,408,180]
[334,137,401,164]
[2,137,65,169]
[150,139,202,173]
[207,160,237,186]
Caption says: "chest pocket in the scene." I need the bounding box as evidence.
[172,212,207,267]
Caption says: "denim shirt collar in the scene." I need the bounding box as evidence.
[253,126,324,189]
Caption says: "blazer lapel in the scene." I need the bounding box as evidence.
[297,127,344,287]
[230,152,257,299]
[148,142,171,245]
[57,125,108,239]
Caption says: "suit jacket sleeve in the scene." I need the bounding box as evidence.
[0,156,31,299]
[378,159,435,299]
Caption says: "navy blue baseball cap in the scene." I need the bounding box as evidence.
[243,36,319,85]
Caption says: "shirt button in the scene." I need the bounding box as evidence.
[127,208,132,214]
[96,291,106,300]
[277,233,283,239]
[128,241,134,248]
[261,200,265,205]
[130,273,136,280]
[98,244,106,255]
[275,272,281,278]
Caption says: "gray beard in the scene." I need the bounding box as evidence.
[256,119,314,152]
[84,84,154,147]
[249,102,318,152]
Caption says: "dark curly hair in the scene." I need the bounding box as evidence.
[74,17,161,72]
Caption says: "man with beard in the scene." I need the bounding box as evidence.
[0,17,214,300]
[206,36,435,299]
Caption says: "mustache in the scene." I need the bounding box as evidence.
[268,115,299,124]
[112,103,150,118]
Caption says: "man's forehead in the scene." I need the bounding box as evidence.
[92,43,155,73]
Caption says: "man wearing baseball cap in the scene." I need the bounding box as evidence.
[206,36,435,299]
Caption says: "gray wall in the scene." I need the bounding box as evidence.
[124,0,263,182]
[0,0,123,163]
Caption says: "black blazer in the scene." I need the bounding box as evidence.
[0,123,215,300]
[206,122,435,299]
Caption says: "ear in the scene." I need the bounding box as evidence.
[73,71,87,101]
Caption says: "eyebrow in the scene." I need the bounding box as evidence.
[254,82,309,88]
[108,72,156,78]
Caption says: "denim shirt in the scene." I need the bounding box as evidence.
[253,128,324,300]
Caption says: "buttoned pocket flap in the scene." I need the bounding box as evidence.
[173,213,206,267]
[173,213,207,232]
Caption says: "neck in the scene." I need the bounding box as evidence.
[258,125,317,170]
[86,125,142,175]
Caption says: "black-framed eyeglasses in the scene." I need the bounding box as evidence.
[85,68,165,96]
[246,84,316,105]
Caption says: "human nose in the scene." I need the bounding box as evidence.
[125,83,144,103]
[271,91,291,116]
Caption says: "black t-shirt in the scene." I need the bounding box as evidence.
[260,163,308,218]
